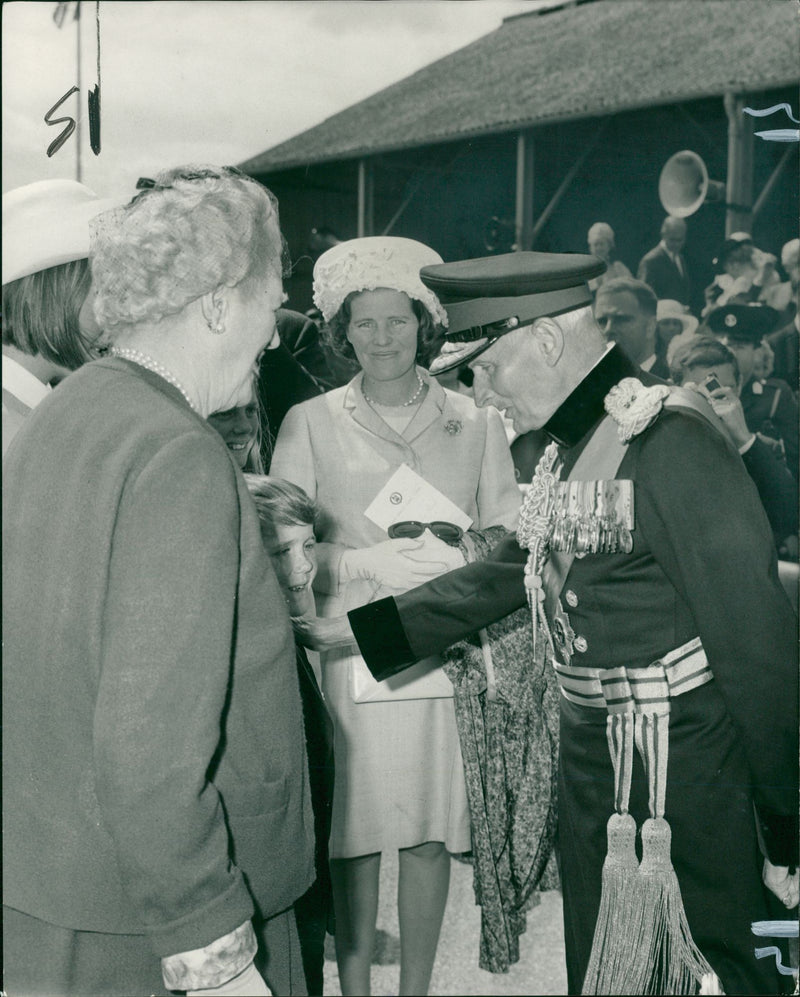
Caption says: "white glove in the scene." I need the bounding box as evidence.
[341,536,457,590]
[402,530,467,574]
[188,961,271,996]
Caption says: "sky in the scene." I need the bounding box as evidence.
[2,0,551,198]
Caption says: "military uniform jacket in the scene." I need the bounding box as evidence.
[350,347,798,992]
[740,373,799,480]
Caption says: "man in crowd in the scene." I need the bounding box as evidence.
[308,251,798,995]
[707,302,799,479]
[593,276,667,377]
[637,215,691,305]
[767,238,800,393]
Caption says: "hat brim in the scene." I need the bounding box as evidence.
[429,337,498,376]
[2,196,122,285]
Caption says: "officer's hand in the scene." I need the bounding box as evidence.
[292,613,355,652]
[763,858,799,909]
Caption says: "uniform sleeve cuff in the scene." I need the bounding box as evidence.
[348,598,416,680]
[161,920,257,992]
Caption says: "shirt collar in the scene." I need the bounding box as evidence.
[543,343,638,447]
[2,354,52,410]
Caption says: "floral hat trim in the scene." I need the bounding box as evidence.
[312,237,449,327]
[604,377,671,443]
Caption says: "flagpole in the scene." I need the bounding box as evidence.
[76,0,82,182]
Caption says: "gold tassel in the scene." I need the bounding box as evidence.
[624,817,718,995]
[581,811,640,994]
[583,712,643,995]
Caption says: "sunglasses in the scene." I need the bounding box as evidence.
[387,521,464,544]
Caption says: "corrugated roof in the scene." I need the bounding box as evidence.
[240,0,799,174]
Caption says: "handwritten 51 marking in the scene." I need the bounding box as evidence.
[45,1,101,158]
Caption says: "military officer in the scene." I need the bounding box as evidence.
[707,302,799,480]
[300,252,799,995]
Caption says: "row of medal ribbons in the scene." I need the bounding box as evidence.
[549,478,634,555]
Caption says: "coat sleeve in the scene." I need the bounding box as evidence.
[349,535,528,680]
[94,431,254,956]
[632,410,799,864]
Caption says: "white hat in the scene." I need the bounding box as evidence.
[312,236,448,327]
[656,299,698,335]
[2,179,121,285]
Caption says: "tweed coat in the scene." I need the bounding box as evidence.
[2,356,315,958]
[349,346,798,994]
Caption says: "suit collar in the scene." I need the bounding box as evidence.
[343,367,447,444]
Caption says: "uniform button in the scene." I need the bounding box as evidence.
[565,589,578,608]
[574,635,588,653]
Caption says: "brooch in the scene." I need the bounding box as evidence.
[444,419,462,435]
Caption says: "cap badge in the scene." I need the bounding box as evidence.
[444,419,462,436]
[725,313,737,327]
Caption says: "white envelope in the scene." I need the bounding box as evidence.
[363,463,473,533]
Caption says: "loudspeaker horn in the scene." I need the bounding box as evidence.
[658,150,726,217]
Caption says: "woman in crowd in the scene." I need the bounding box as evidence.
[208,390,265,472]
[246,475,335,997]
[3,166,315,997]
[586,221,631,295]
[2,179,116,454]
[270,236,521,996]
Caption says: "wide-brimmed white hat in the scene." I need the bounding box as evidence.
[312,236,448,327]
[656,299,698,335]
[2,179,121,285]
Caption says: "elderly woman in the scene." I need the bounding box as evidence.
[2,166,314,997]
[586,221,631,294]
[2,179,116,454]
[270,236,521,996]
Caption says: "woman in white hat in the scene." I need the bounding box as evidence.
[655,298,699,375]
[271,236,521,996]
[1,179,120,455]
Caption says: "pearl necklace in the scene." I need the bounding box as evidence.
[110,347,197,413]
[362,371,425,408]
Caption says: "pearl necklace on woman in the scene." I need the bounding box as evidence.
[361,370,425,408]
[110,347,197,413]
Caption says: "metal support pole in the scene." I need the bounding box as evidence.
[724,92,754,235]
[529,120,608,246]
[752,145,794,221]
[76,0,82,182]
[357,159,374,238]
[515,131,534,251]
